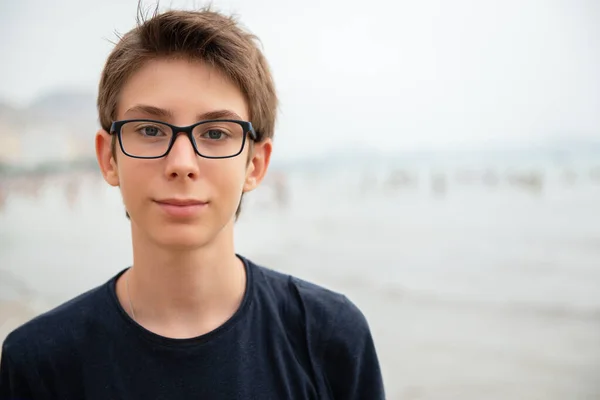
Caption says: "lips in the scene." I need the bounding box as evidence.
[155,198,207,206]
[154,198,208,218]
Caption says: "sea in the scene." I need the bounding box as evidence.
[1,151,599,399]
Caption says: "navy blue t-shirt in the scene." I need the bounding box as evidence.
[1,256,385,399]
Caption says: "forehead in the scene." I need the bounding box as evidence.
[116,58,249,122]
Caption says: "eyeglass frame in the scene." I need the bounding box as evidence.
[109,118,258,159]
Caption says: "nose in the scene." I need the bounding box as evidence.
[163,133,200,180]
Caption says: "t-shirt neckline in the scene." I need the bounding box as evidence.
[106,254,254,349]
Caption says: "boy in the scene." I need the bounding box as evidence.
[0,6,385,399]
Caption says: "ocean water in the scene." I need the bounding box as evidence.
[1,159,600,399]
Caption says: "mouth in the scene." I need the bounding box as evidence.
[155,198,208,206]
[154,198,208,218]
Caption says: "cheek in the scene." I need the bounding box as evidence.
[117,160,151,209]
[206,160,247,201]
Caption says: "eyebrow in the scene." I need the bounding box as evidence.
[124,104,244,122]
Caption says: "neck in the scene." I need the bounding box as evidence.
[119,221,246,338]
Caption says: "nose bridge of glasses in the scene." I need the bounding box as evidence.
[169,126,199,155]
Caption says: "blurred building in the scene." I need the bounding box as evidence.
[0,91,97,170]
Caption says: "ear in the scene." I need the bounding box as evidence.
[243,139,272,193]
[95,129,120,187]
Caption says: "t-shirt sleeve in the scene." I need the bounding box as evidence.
[0,341,34,400]
[322,295,385,400]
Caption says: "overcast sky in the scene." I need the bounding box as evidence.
[0,0,598,157]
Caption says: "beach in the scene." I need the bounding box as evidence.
[1,160,600,399]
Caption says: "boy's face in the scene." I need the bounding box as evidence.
[96,58,271,249]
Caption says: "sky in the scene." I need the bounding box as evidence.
[0,0,599,158]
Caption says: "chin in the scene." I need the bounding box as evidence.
[150,224,219,250]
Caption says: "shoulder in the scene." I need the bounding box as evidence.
[245,257,384,398]
[249,257,354,313]
[246,257,369,344]
[1,280,112,364]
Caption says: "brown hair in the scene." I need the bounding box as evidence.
[97,4,278,220]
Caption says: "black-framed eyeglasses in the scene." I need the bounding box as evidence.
[109,119,257,159]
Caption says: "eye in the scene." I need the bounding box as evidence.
[204,129,228,140]
[193,122,240,143]
[139,125,166,137]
